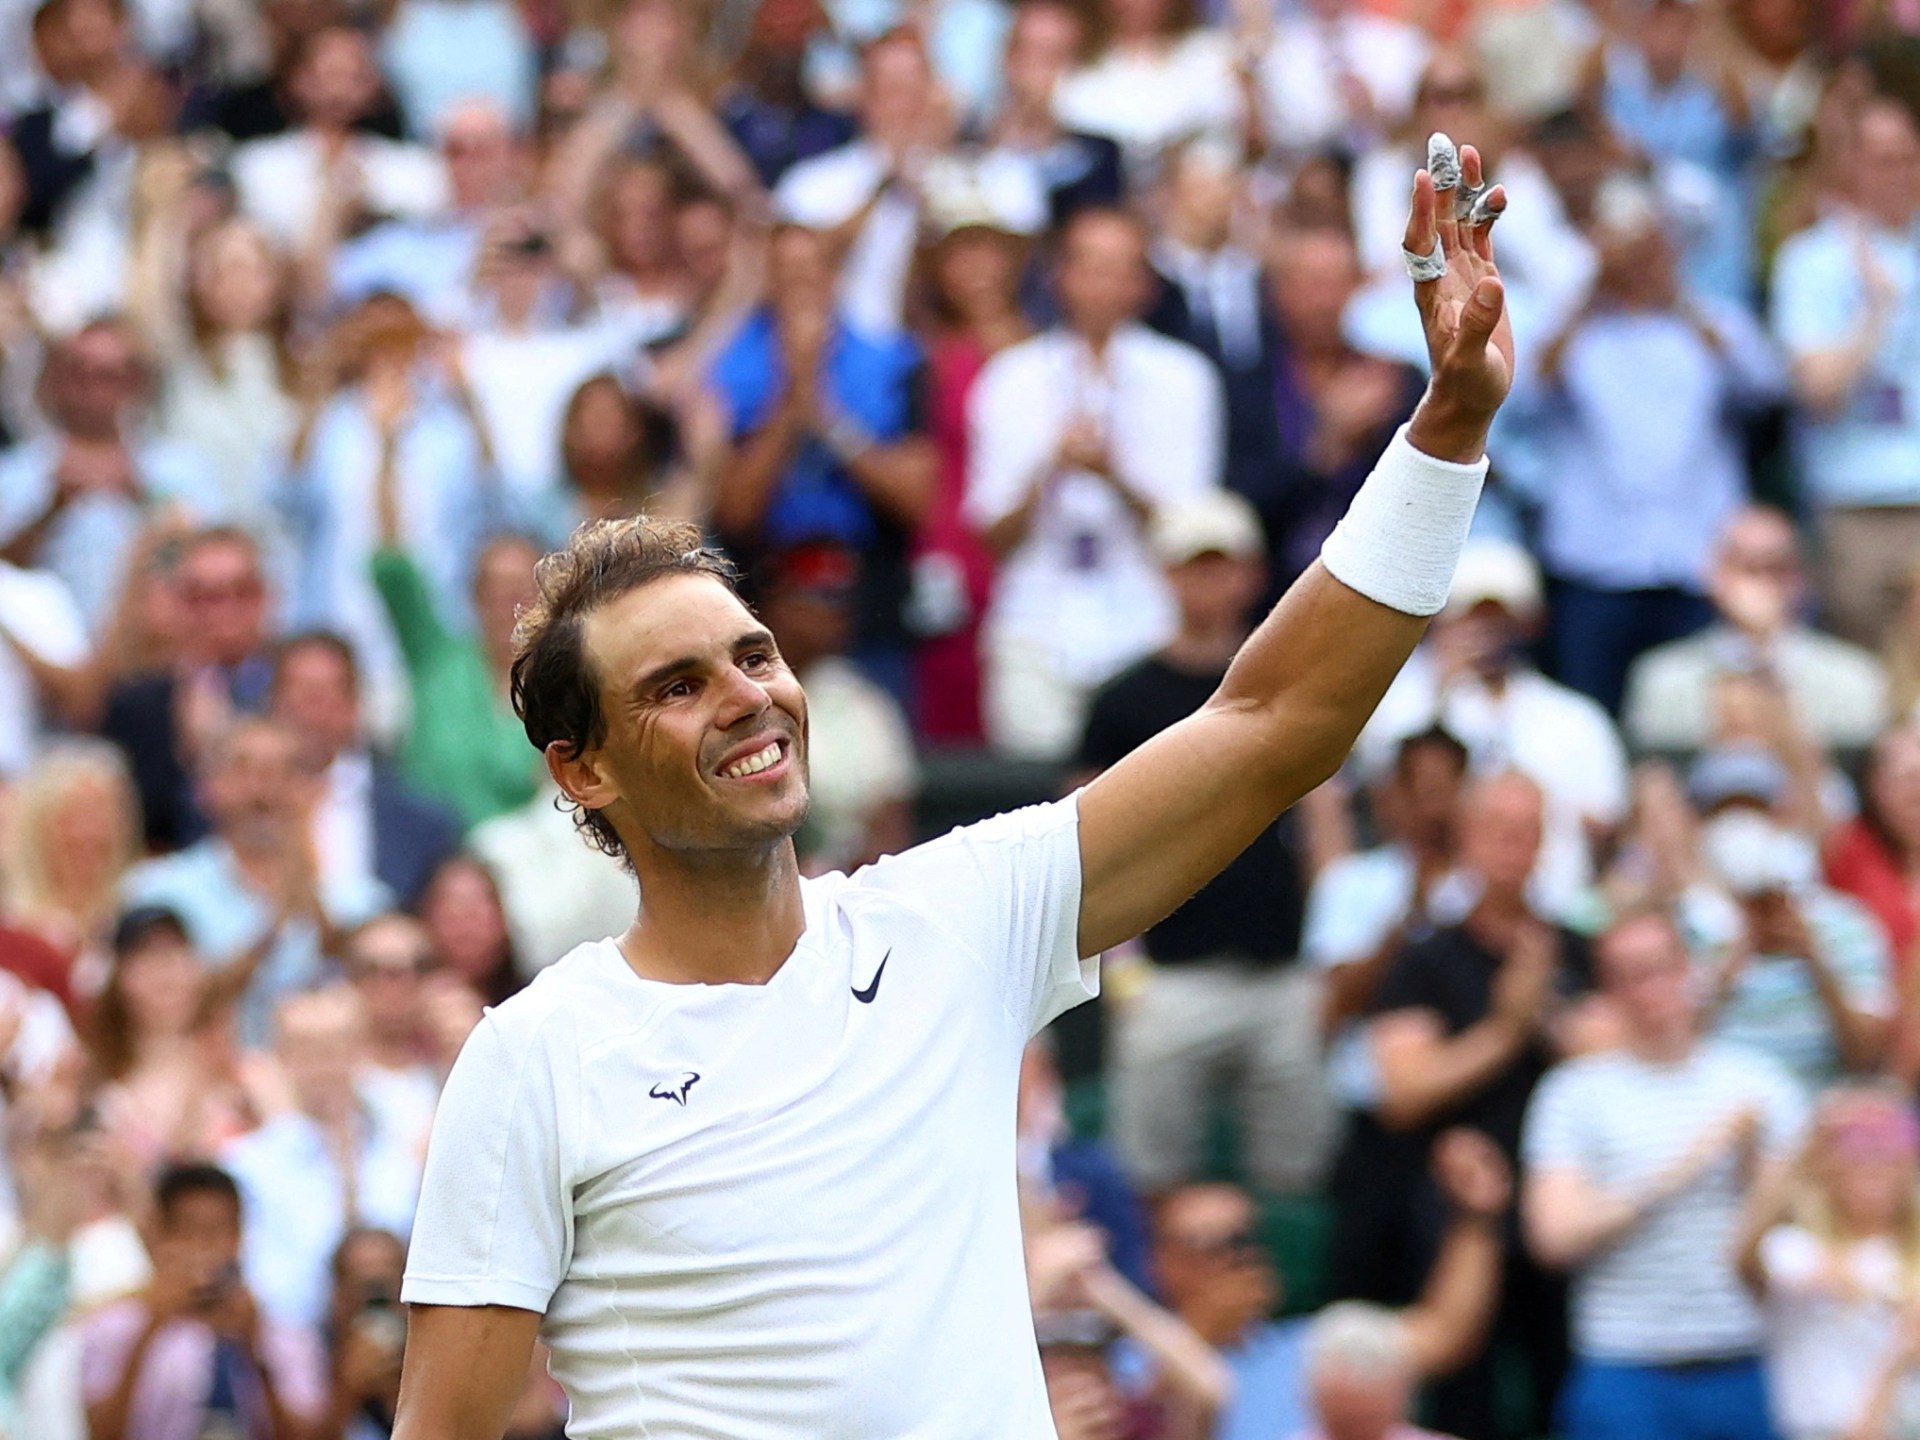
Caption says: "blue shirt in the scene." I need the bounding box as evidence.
[120,839,390,1046]
[1121,1317,1311,1440]
[0,434,224,631]
[331,215,484,317]
[380,0,538,136]
[1512,299,1782,590]
[1771,213,1920,506]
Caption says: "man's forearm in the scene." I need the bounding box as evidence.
[1404,1213,1502,1376]
[1377,1016,1526,1130]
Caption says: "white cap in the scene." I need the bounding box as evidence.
[1150,491,1266,566]
[1444,540,1543,618]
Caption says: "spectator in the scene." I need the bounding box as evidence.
[341,915,440,1153]
[1686,751,1893,1089]
[1329,771,1589,1440]
[1076,491,1327,1196]
[379,0,538,140]
[1250,226,1425,592]
[329,98,528,319]
[99,524,278,854]
[119,717,391,1047]
[466,779,640,976]
[1770,96,1920,645]
[413,854,527,1006]
[718,0,858,189]
[231,22,447,250]
[1623,506,1889,754]
[1522,907,1807,1440]
[967,207,1223,759]
[3,738,141,987]
[912,191,1033,743]
[1154,1131,1510,1440]
[86,905,262,1174]
[81,1162,328,1440]
[282,293,500,742]
[758,542,918,873]
[1247,0,1430,163]
[709,222,936,698]
[0,1107,81,1434]
[221,989,422,1332]
[322,1225,408,1440]
[268,630,461,908]
[128,201,302,543]
[1301,1303,1459,1440]
[582,156,695,352]
[1828,724,1920,977]
[1521,179,1783,715]
[1305,725,1472,1035]
[1356,542,1631,916]
[1017,1034,1153,1296]
[1050,0,1243,184]
[1593,0,1762,306]
[371,513,542,831]
[770,28,1041,339]
[984,0,1126,230]
[1737,1084,1920,1440]
[0,318,221,634]
[535,373,701,545]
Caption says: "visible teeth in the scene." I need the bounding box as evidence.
[721,743,782,779]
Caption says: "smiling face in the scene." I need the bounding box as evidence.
[558,573,811,862]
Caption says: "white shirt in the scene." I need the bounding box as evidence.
[404,799,1096,1438]
[1255,13,1429,156]
[1353,654,1629,915]
[1759,1226,1920,1440]
[1523,1041,1808,1364]
[313,750,377,900]
[0,562,88,777]
[800,655,920,872]
[457,324,634,510]
[1053,31,1242,181]
[966,325,1223,685]
[468,784,638,979]
[232,131,449,249]
[774,142,1045,338]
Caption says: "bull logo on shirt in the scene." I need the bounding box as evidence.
[649,1071,701,1106]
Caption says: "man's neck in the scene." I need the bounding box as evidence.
[1627,1027,1694,1065]
[993,96,1060,149]
[1073,320,1122,358]
[367,1028,424,1072]
[622,842,807,986]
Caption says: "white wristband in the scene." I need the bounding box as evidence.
[1319,424,1489,617]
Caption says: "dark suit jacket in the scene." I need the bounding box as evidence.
[370,765,461,908]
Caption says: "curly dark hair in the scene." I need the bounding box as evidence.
[509,517,740,864]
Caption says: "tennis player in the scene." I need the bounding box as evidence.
[392,139,1512,1439]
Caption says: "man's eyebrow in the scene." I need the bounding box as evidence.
[630,631,778,697]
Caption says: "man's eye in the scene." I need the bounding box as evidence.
[662,680,696,700]
[742,652,772,671]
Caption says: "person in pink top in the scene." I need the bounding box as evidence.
[81,1163,326,1440]
[1299,1301,1464,1440]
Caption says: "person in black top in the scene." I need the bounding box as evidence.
[1327,770,1597,1440]
[1074,489,1328,1198]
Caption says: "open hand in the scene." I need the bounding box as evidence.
[1432,1127,1513,1219]
[1402,137,1514,458]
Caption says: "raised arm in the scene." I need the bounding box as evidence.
[391,1304,543,1440]
[1076,139,1512,957]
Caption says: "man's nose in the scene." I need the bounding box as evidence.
[712,663,774,729]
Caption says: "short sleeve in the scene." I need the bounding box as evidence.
[401,1008,578,1313]
[78,1305,139,1404]
[964,348,1055,531]
[852,795,1092,1037]
[1769,231,1854,356]
[1520,1064,1590,1172]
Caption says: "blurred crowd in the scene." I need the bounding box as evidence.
[0,0,1919,1438]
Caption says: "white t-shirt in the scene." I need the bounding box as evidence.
[403,798,1097,1438]
[1522,1041,1808,1363]
[965,325,1223,686]
[1759,1225,1920,1440]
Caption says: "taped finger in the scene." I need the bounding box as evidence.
[1401,235,1448,283]
[1426,132,1461,192]
[1453,182,1485,222]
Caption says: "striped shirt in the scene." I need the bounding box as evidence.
[1523,1041,1808,1363]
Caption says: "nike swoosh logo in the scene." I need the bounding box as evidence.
[852,951,890,1004]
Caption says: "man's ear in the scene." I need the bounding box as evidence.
[546,742,617,816]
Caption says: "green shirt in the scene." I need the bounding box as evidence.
[372,547,539,829]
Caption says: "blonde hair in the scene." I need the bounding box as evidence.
[4,740,141,941]
[1787,1083,1920,1291]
